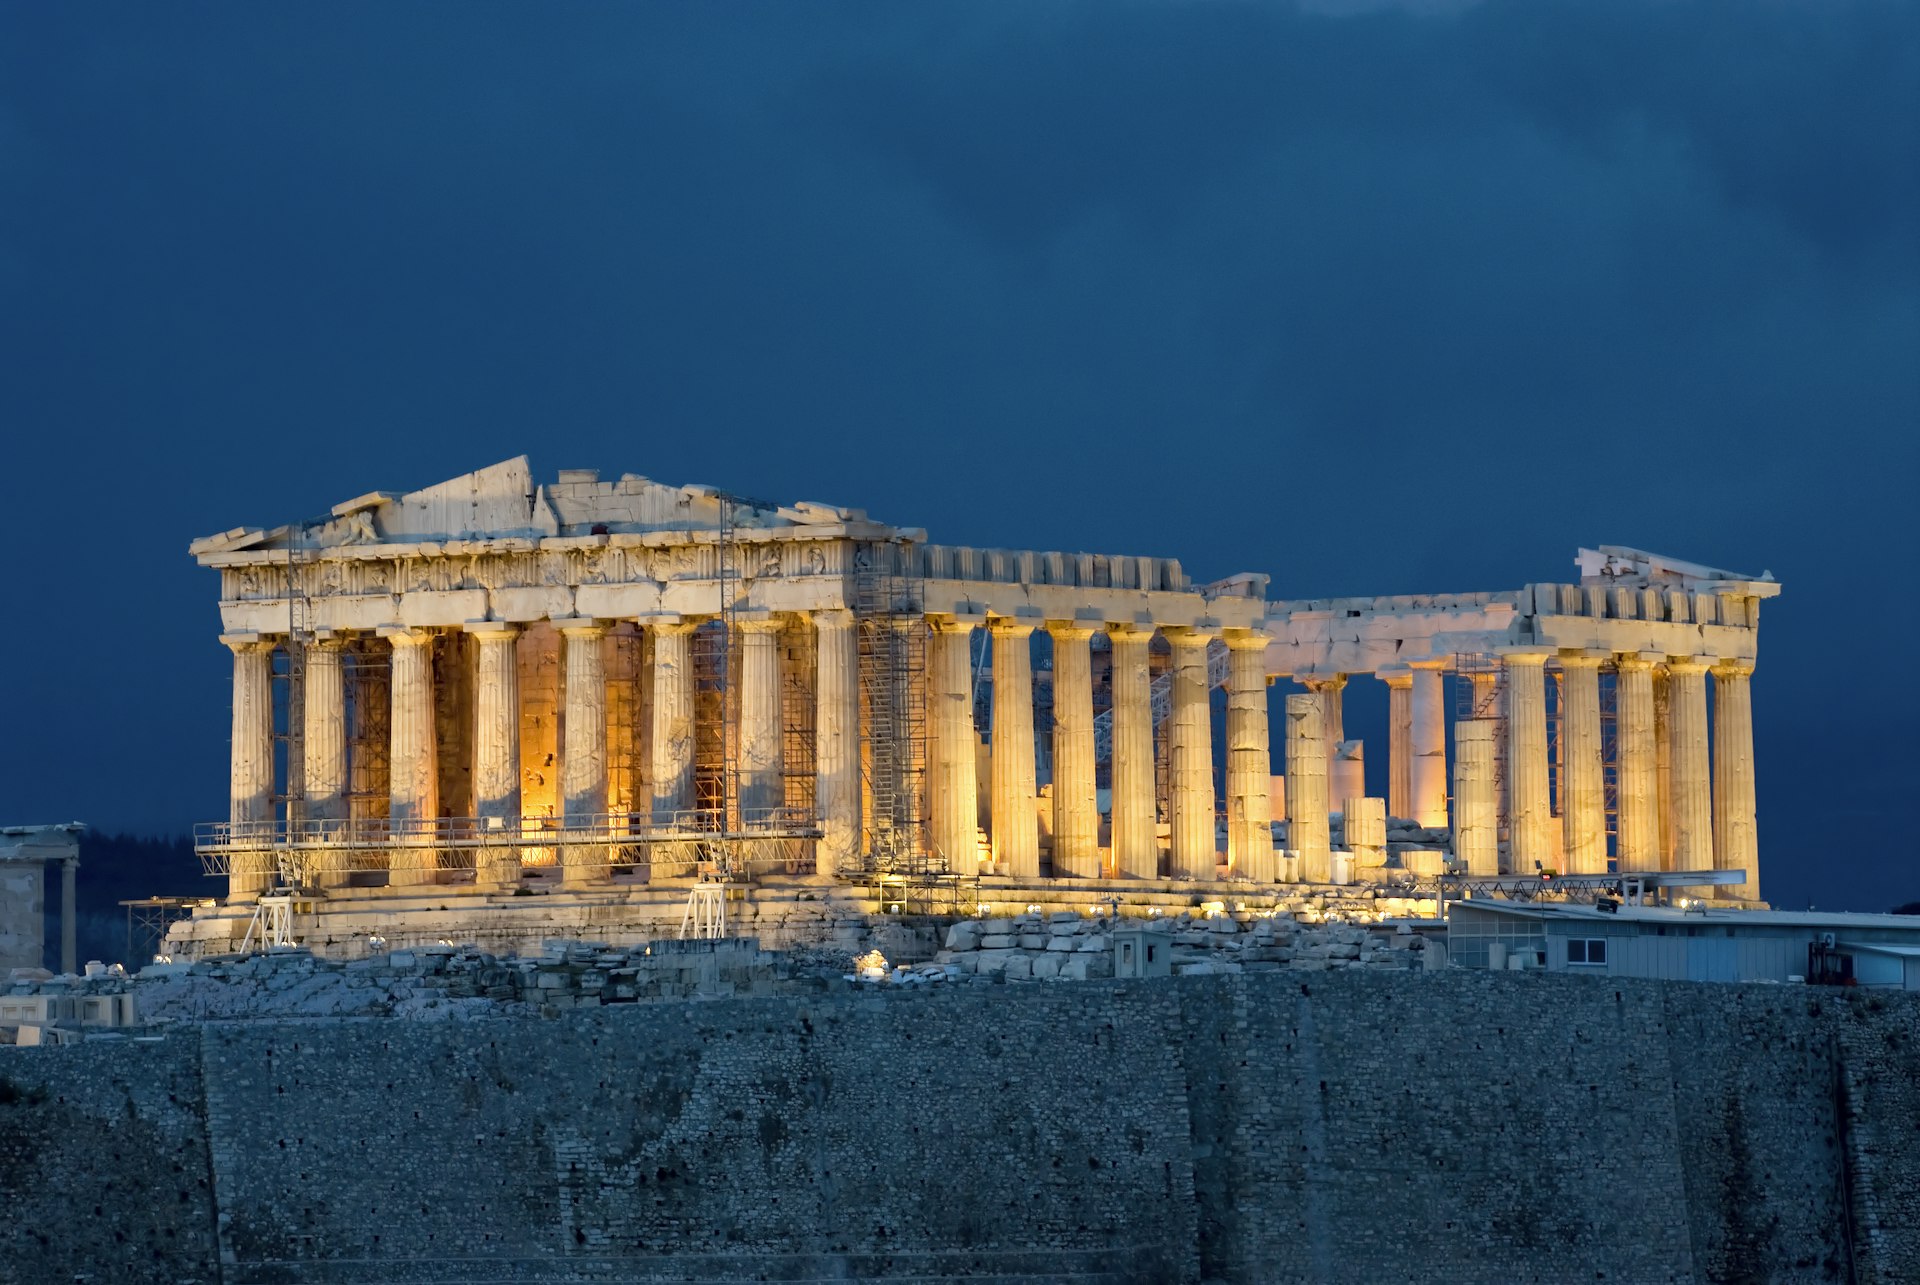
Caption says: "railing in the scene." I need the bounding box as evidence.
[193,808,822,877]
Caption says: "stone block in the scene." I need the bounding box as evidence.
[980,934,1016,950]
[944,922,983,952]
[1003,954,1033,980]
[1031,954,1063,979]
[1017,933,1048,950]
[1046,937,1078,952]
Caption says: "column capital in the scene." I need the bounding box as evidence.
[1613,651,1659,671]
[1712,657,1757,679]
[1665,655,1715,675]
[640,612,706,636]
[220,631,276,653]
[1162,625,1215,651]
[1045,620,1098,643]
[1104,621,1156,644]
[731,612,788,636]
[377,626,437,648]
[810,606,855,630]
[1300,671,1348,690]
[305,631,350,651]
[1498,647,1553,665]
[554,616,610,639]
[1221,627,1272,651]
[987,616,1037,638]
[927,610,986,634]
[464,619,521,642]
[1375,666,1413,689]
[1557,649,1607,669]
[1406,658,1450,673]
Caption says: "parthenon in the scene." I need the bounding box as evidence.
[187,458,1776,945]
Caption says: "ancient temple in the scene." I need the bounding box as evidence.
[185,458,1776,950]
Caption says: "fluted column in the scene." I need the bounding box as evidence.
[1303,674,1346,776]
[1166,629,1218,880]
[813,609,861,876]
[1713,658,1760,901]
[470,622,522,890]
[1453,719,1498,876]
[225,634,276,901]
[1225,630,1275,882]
[1558,651,1606,874]
[1380,671,1412,819]
[1614,653,1659,871]
[928,616,980,872]
[1503,650,1553,874]
[385,628,438,887]
[1654,668,1674,868]
[649,618,700,822]
[1667,656,1715,875]
[1108,624,1156,878]
[989,619,1038,878]
[303,637,348,824]
[1409,661,1448,828]
[1048,622,1099,879]
[736,616,786,821]
[1284,694,1330,881]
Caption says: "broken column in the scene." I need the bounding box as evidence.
[1380,669,1412,819]
[1667,656,1715,875]
[989,618,1038,878]
[1613,653,1659,871]
[225,633,275,902]
[1503,649,1553,874]
[1224,629,1276,882]
[1712,658,1759,901]
[1409,660,1448,829]
[813,608,861,877]
[1166,628,1218,880]
[1108,623,1157,878]
[1284,694,1330,882]
[1304,674,1346,777]
[1344,796,1386,869]
[1453,719,1498,876]
[1330,741,1365,812]
[1048,622,1100,879]
[1558,651,1606,875]
[735,615,786,821]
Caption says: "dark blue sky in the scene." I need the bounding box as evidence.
[2,2,1914,909]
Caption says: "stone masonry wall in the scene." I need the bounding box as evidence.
[2,973,1916,1284]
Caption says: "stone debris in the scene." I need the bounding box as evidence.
[933,910,1435,981]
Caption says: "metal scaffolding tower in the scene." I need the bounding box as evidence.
[854,538,930,873]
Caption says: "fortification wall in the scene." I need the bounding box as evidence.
[3,973,1916,1284]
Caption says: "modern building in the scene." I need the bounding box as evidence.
[1446,899,1920,989]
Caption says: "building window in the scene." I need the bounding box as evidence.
[1567,938,1608,966]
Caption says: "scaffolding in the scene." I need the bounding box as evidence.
[1453,653,1506,836]
[852,538,932,874]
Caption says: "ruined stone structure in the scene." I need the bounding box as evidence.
[186,459,1777,948]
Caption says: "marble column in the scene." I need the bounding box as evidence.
[1666,656,1715,875]
[1409,661,1448,829]
[385,628,438,886]
[736,616,786,822]
[1108,624,1157,879]
[1654,668,1674,869]
[1225,630,1276,882]
[813,609,861,877]
[1503,650,1553,874]
[1048,622,1099,879]
[1613,654,1659,872]
[470,622,522,890]
[1304,674,1346,775]
[1380,671,1412,820]
[1166,629,1218,880]
[1453,719,1498,876]
[928,617,980,873]
[1284,694,1330,881]
[989,619,1038,878]
[1558,651,1606,875]
[225,634,276,902]
[649,619,700,823]
[1713,658,1760,901]
[303,637,348,825]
